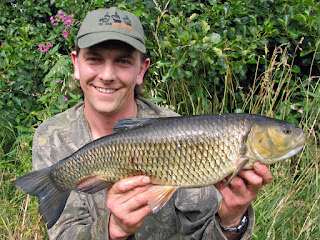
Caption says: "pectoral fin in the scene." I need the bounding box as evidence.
[224,158,249,187]
[147,185,179,213]
[77,176,113,194]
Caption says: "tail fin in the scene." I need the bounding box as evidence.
[12,168,70,229]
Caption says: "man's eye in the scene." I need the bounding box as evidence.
[118,59,130,64]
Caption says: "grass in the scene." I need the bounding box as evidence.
[0,43,319,239]
[0,132,47,239]
[253,146,319,239]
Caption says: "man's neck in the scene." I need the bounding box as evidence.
[84,101,138,140]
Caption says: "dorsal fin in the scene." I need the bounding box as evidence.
[113,118,159,133]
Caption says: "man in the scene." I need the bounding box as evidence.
[33,7,272,240]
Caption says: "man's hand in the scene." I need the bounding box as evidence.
[107,176,153,240]
[214,162,272,239]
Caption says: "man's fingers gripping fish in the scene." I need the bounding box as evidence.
[12,114,306,229]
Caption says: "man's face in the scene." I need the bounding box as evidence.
[72,41,150,116]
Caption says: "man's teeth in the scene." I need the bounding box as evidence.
[97,87,116,93]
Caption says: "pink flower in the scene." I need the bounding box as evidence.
[290,104,296,110]
[46,42,53,48]
[63,97,68,102]
[298,108,304,114]
[187,18,190,23]
[1,43,5,46]
[68,15,72,20]
[50,16,57,26]
[63,17,68,23]
[38,44,43,51]
[55,79,60,83]
[168,10,172,15]
[59,12,65,19]
[62,30,68,38]
[43,46,48,52]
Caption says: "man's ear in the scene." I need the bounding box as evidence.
[137,57,150,85]
[71,50,80,80]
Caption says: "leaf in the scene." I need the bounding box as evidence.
[117,4,127,10]
[277,18,286,28]
[149,97,164,103]
[202,36,211,43]
[189,13,198,22]
[292,65,300,73]
[178,30,189,42]
[183,71,192,78]
[208,33,221,44]
[134,8,143,17]
[50,43,60,54]
[293,13,307,24]
[287,29,299,39]
[212,47,222,57]
[300,50,313,57]
[4,58,10,67]
[43,56,69,84]
[201,21,210,34]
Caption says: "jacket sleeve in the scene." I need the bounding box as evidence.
[203,205,255,240]
[174,187,254,240]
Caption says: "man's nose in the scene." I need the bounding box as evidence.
[99,63,116,81]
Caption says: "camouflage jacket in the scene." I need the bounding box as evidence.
[33,98,255,240]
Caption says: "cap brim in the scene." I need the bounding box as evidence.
[77,32,146,53]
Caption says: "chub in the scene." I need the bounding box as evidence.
[12,114,306,229]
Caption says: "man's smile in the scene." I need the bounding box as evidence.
[95,86,117,94]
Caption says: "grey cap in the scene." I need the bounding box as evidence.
[77,7,146,53]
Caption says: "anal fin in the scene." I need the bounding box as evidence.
[224,158,249,187]
[77,176,113,194]
[146,185,178,213]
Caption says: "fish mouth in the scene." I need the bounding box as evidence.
[295,131,307,148]
[277,131,306,161]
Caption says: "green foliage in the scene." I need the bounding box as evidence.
[0,0,319,239]
[138,0,320,115]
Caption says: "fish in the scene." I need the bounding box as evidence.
[12,114,306,229]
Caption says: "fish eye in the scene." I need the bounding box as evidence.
[282,126,292,135]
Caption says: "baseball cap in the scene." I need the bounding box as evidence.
[77,7,146,53]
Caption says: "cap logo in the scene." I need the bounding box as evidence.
[99,11,132,30]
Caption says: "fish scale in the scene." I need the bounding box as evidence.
[12,113,306,229]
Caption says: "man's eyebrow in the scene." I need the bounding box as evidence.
[82,49,135,59]
[83,49,100,56]
[116,52,135,58]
